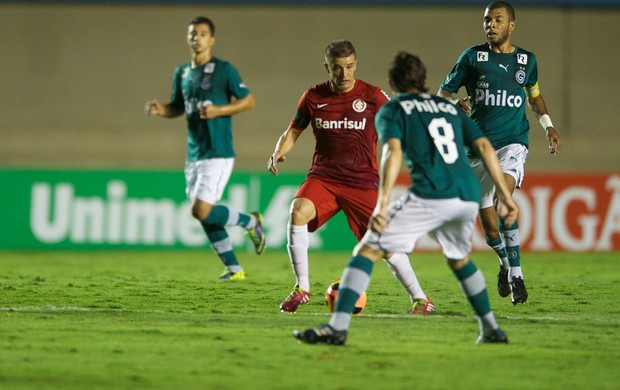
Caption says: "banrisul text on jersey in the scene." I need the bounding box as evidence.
[314,117,366,130]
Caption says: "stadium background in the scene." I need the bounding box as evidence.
[1,0,619,251]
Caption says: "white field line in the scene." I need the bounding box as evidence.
[0,306,187,314]
[2,305,618,324]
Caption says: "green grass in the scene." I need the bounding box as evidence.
[1,250,619,389]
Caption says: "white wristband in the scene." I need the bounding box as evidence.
[539,114,554,130]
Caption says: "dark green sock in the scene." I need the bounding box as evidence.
[499,219,521,268]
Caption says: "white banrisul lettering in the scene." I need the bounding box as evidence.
[315,118,366,130]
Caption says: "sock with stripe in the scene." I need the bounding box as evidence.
[329,255,374,331]
[201,221,240,271]
[205,205,255,230]
[499,219,523,279]
[452,260,499,336]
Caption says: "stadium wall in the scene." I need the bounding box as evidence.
[1,3,618,252]
[0,3,619,173]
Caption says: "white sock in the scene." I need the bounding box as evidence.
[509,266,523,279]
[384,252,427,302]
[479,312,499,337]
[287,223,310,292]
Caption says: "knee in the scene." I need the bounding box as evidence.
[191,201,212,221]
[447,257,469,270]
[289,198,315,225]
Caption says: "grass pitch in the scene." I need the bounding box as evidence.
[1,250,619,389]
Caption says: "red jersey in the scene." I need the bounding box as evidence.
[290,80,389,190]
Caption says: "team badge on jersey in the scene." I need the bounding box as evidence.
[201,75,212,90]
[517,53,528,65]
[352,99,367,113]
[515,69,526,84]
[477,51,488,62]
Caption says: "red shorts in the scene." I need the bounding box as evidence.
[294,178,378,240]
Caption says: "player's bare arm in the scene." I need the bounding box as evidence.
[370,138,403,234]
[267,126,303,176]
[473,137,519,226]
[145,100,184,118]
[438,88,472,116]
[527,94,563,155]
[200,93,256,119]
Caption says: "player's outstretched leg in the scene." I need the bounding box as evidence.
[383,252,435,315]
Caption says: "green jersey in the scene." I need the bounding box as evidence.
[440,44,539,151]
[169,56,251,161]
[376,93,485,203]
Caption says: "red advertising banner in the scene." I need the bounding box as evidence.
[395,172,620,252]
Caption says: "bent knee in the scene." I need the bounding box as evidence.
[289,198,316,225]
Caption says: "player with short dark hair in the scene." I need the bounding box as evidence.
[294,51,518,346]
[146,17,265,281]
[438,1,563,304]
[269,40,433,315]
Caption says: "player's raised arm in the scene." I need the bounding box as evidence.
[267,125,303,176]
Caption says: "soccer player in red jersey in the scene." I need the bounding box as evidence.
[268,40,433,314]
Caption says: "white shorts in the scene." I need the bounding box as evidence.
[361,193,479,261]
[184,158,234,204]
[470,143,527,209]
